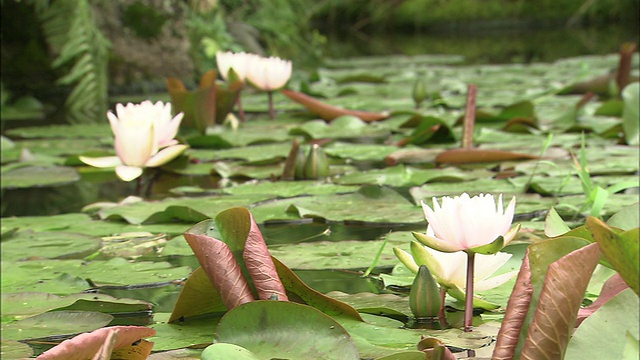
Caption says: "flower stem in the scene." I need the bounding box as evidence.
[438,287,448,328]
[464,251,475,332]
[236,92,246,122]
[268,91,275,119]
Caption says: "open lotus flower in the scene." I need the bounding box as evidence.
[413,193,520,255]
[246,55,293,119]
[395,242,518,308]
[79,101,188,182]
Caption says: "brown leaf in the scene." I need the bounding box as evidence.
[183,232,254,309]
[435,148,538,164]
[281,89,389,122]
[492,250,533,360]
[575,273,628,327]
[520,242,602,360]
[36,326,155,360]
[243,212,289,301]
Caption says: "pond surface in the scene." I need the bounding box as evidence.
[1,28,638,358]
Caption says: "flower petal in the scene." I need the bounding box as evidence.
[475,270,519,292]
[410,241,447,280]
[145,144,188,167]
[412,231,464,253]
[79,156,122,168]
[393,248,419,273]
[115,165,143,182]
[469,235,504,255]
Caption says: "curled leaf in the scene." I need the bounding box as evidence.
[435,148,537,164]
[184,225,254,309]
[36,326,155,360]
[520,242,602,360]
[281,89,389,122]
[492,250,533,360]
[242,211,289,301]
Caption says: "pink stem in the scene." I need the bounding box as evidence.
[464,251,475,332]
[439,287,448,328]
[237,92,246,122]
[268,91,275,119]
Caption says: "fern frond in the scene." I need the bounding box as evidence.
[38,0,110,124]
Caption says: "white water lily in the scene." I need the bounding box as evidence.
[216,51,259,81]
[395,243,518,294]
[79,101,188,182]
[414,193,519,254]
[245,55,292,92]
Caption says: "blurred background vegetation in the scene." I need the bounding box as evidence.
[1,0,638,125]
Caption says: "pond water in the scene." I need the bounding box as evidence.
[2,21,638,357]
[323,24,639,64]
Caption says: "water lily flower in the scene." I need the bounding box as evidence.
[395,243,518,300]
[246,55,292,119]
[413,193,519,255]
[216,51,259,82]
[215,51,261,122]
[79,101,188,182]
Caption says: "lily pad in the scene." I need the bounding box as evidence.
[1,165,80,189]
[215,300,360,360]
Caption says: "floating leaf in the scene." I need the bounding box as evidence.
[1,165,80,189]
[214,301,360,360]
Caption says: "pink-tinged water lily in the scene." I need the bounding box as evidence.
[413,193,520,255]
[215,51,260,122]
[246,55,293,119]
[79,101,188,182]
[246,55,292,92]
[216,51,259,82]
[395,243,518,305]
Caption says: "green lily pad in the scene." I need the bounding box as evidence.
[290,116,390,140]
[1,258,192,295]
[253,185,423,223]
[1,231,102,261]
[4,124,112,139]
[1,292,151,322]
[335,165,468,187]
[1,310,114,341]
[1,165,80,189]
[565,288,639,359]
[214,301,360,360]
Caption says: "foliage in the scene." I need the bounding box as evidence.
[35,0,110,124]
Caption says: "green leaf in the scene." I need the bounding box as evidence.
[565,288,639,360]
[544,207,571,237]
[607,202,640,231]
[1,310,113,341]
[587,217,639,295]
[622,82,639,145]
[1,166,80,189]
[202,343,261,360]
[215,301,360,360]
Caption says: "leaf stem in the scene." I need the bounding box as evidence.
[237,92,246,122]
[461,84,477,149]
